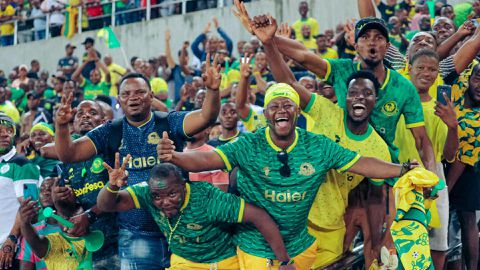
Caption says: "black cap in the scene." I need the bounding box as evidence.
[27,91,42,99]
[355,17,389,42]
[81,37,95,45]
[66,43,76,49]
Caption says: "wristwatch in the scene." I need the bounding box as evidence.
[7,234,17,244]
[85,209,99,224]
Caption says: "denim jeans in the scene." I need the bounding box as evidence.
[94,253,120,270]
[118,229,170,270]
[34,30,45,40]
[0,35,14,46]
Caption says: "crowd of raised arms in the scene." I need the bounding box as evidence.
[1,0,480,270]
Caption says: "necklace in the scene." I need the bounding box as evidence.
[166,212,183,246]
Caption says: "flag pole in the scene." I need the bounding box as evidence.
[119,46,131,70]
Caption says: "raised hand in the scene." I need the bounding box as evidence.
[19,198,39,225]
[240,54,252,78]
[232,0,253,34]
[55,91,77,126]
[157,131,175,162]
[212,16,219,29]
[165,29,171,42]
[251,14,278,44]
[103,153,131,189]
[344,19,356,46]
[435,94,458,129]
[458,20,476,37]
[202,53,222,91]
[276,22,291,39]
[204,22,212,34]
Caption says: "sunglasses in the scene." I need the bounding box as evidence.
[277,151,291,177]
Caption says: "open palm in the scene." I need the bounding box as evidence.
[251,15,278,44]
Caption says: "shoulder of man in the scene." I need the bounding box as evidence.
[8,153,32,166]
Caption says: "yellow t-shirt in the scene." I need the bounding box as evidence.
[320,48,339,59]
[240,107,314,133]
[150,77,168,95]
[43,233,86,270]
[398,62,444,100]
[0,101,20,123]
[108,63,127,96]
[220,69,241,91]
[0,5,15,36]
[292,17,319,37]
[395,99,448,165]
[296,37,318,51]
[304,94,391,229]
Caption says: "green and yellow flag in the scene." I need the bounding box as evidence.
[97,27,121,49]
[62,6,78,39]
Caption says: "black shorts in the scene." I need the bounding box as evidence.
[450,165,480,212]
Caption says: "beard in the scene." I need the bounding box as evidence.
[363,58,382,68]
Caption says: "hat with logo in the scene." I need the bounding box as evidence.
[355,17,389,42]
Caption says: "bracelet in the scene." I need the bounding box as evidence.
[279,259,294,266]
[399,162,411,177]
[106,183,119,193]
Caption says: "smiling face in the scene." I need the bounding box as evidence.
[255,52,267,72]
[219,102,238,130]
[264,97,300,138]
[433,17,455,44]
[346,78,376,123]
[409,55,439,93]
[299,77,316,93]
[74,101,104,135]
[301,25,311,39]
[30,130,53,152]
[118,78,153,122]
[149,176,186,218]
[355,29,389,68]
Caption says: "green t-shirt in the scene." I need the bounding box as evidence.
[324,59,425,153]
[81,79,110,100]
[214,127,360,258]
[43,89,55,99]
[30,155,60,179]
[127,181,245,263]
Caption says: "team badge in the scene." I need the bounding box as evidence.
[0,164,10,174]
[148,132,160,144]
[186,223,203,230]
[381,101,398,116]
[263,167,270,177]
[90,157,105,174]
[299,163,315,176]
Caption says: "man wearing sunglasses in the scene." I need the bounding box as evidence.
[158,83,417,270]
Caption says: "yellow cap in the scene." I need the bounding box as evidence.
[30,122,54,137]
[264,83,300,109]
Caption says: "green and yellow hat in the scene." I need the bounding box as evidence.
[264,83,300,109]
[0,112,16,134]
[30,122,54,137]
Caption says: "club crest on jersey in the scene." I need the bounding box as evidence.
[0,164,10,174]
[381,101,398,116]
[91,157,105,174]
[299,163,315,176]
[263,167,270,177]
[148,132,161,144]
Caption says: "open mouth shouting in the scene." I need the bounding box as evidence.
[352,103,367,117]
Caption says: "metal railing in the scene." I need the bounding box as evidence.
[1,0,241,46]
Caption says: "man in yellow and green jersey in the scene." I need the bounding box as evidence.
[292,1,319,37]
[158,80,418,270]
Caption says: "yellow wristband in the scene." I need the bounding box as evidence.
[106,184,119,193]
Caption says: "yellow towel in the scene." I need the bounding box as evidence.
[390,168,438,270]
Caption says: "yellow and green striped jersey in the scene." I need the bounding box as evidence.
[214,127,360,258]
[127,181,244,263]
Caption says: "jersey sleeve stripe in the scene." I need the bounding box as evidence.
[84,136,98,155]
[405,121,425,129]
[337,154,361,173]
[237,199,245,223]
[324,60,332,81]
[213,149,232,172]
[182,113,192,139]
[303,93,317,113]
[126,187,141,209]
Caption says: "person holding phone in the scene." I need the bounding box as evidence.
[0,113,40,270]
[394,49,459,270]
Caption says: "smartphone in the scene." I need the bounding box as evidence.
[23,183,39,201]
[437,85,452,106]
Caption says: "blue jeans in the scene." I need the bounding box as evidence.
[34,30,45,40]
[0,35,13,46]
[118,229,170,270]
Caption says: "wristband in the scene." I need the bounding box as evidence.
[279,259,294,266]
[7,234,17,244]
[85,209,99,224]
[106,183,119,193]
[399,162,411,177]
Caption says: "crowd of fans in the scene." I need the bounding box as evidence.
[1,0,480,269]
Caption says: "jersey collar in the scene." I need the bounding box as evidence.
[136,112,154,129]
[219,130,240,142]
[0,147,16,162]
[265,127,298,153]
[180,183,191,212]
[355,62,391,90]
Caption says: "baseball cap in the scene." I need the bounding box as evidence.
[19,64,28,71]
[81,37,95,45]
[355,17,389,42]
[26,91,42,99]
[66,43,77,49]
[52,71,67,81]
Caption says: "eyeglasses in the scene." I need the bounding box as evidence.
[277,151,291,177]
